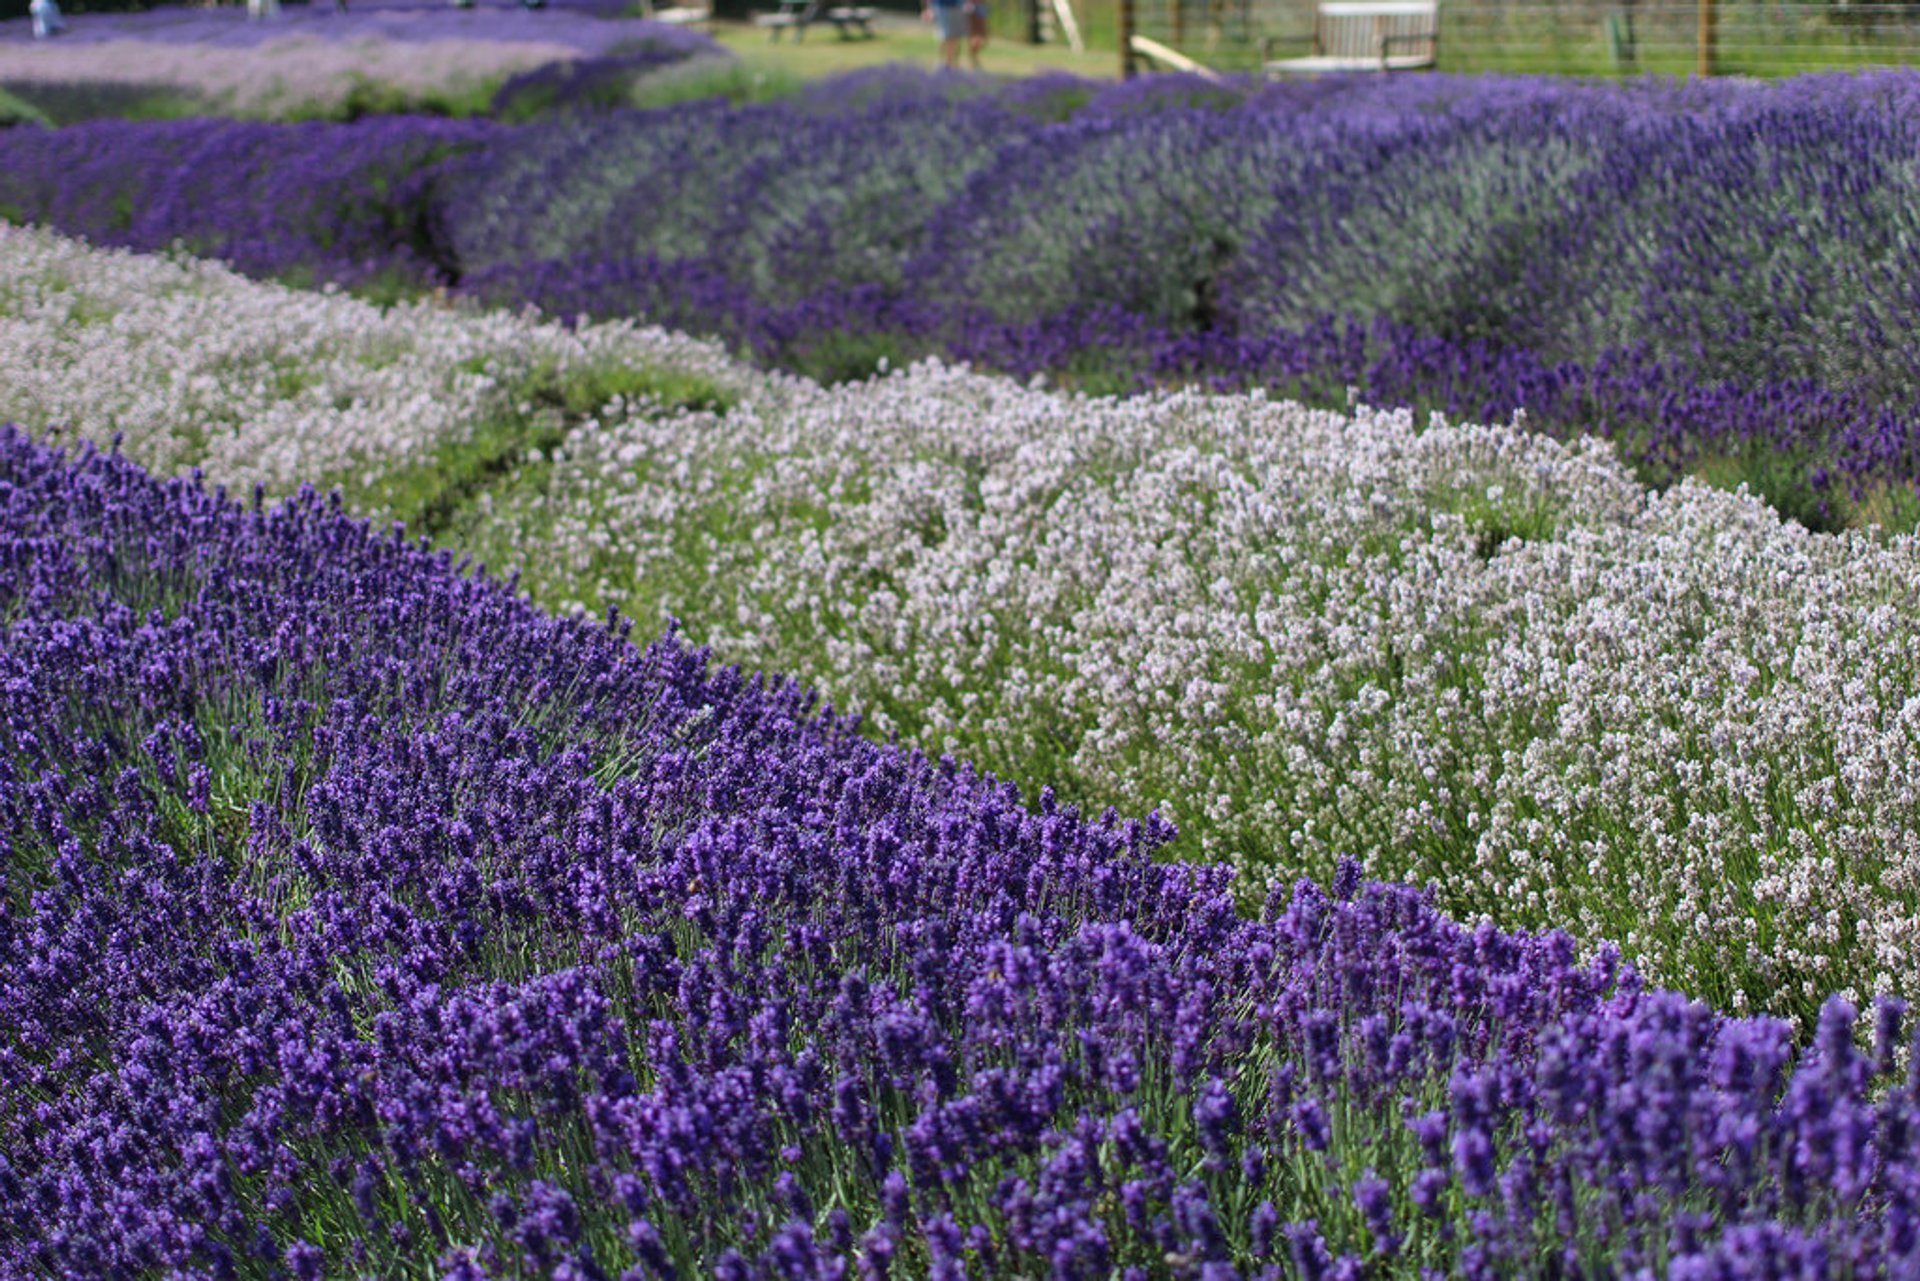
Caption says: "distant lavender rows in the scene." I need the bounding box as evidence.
[5,68,1920,515]
[0,5,718,121]
[3,428,1918,1278]
[0,0,640,47]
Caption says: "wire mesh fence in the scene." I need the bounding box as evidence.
[1027,0,1920,77]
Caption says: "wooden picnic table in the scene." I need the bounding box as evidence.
[756,0,876,40]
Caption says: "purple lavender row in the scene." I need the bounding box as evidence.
[468,256,1917,512]
[490,42,723,122]
[0,115,490,291]
[1,426,1915,1277]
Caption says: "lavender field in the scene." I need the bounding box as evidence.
[4,425,1919,1279]
[7,68,1920,528]
[4,27,1920,1280]
[6,213,1920,1273]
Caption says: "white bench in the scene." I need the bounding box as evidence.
[651,4,714,29]
[1264,0,1439,74]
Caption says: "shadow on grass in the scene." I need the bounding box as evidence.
[0,78,211,126]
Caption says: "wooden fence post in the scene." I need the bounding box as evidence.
[1697,0,1715,75]
[1120,0,1138,77]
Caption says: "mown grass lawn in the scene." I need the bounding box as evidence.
[708,13,1121,78]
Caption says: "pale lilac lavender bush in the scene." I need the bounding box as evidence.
[0,223,752,505]
[1,427,1917,1278]
[0,3,716,120]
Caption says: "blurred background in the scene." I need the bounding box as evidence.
[9,0,1920,78]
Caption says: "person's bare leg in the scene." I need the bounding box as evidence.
[942,35,960,67]
[969,31,984,68]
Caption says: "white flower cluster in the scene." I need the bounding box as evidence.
[473,367,1920,1027]
[0,224,750,507]
[10,226,1918,1022]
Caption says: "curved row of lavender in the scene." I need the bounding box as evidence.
[0,116,491,291]
[7,68,1918,523]
[2,428,1917,1277]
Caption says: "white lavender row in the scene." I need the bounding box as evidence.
[472,364,1920,1028]
[0,224,758,514]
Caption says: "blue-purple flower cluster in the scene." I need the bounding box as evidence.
[2,427,1917,1277]
[0,115,489,291]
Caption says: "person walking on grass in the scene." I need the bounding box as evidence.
[924,0,966,69]
[28,0,64,38]
[964,0,988,68]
